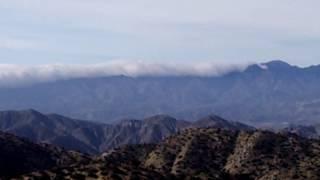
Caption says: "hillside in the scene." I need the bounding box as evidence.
[17,128,320,180]
[0,131,90,178]
[0,61,320,126]
[0,109,110,154]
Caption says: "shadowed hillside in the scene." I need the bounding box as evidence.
[0,131,90,178]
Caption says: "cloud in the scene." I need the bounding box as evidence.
[0,61,249,87]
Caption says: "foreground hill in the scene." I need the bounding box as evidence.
[0,61,320,126]
[0,110,253,154]
[17,128,320,180]
[0,131,90,178]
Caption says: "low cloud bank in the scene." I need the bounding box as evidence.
[0,61,250,87]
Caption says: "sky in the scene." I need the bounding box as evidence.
[0,0,320,66]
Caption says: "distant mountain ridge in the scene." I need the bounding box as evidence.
[0,60,319,127]
[0,110,254,154]
[280,124,320,139]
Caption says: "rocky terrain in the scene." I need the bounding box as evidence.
[9,127,320,180]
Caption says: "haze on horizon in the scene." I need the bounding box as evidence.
[0,0,320,66]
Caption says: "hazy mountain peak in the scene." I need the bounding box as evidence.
[244,64,267,73]
[0,109,46,120]
[262,60,292,69]
[143,115,177,124]
[1,109,39,114]
[195,115,230,126]
[193,114,255,131]
[117,119,142,127]
[244,60,294,74]
[206,114,226,121]
[264,60,290,66]
[280,124,319,139]
[22,109,43,115]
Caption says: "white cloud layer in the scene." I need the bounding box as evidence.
[0,61,249,87]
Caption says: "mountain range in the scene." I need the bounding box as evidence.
[2,127,320,179]
[0,109,254,154]
[0,60,320,127]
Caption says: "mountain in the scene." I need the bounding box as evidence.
[0,131,90,178]
[0,61,319,126]
[280,124,320,139]
[0,110,254,154]
[191,115,255,131]
[0,110,179,154]
[18,128,320,180]
[0,109,109,154]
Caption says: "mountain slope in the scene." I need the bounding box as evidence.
[0,109,109,154]
[0,131,90,178]
[0,61,320,126]
[19,128,320,180]
[225,131,320,179]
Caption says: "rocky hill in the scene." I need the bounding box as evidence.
[17,128,320,180]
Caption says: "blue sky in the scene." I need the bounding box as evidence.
[1,0,320,66]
